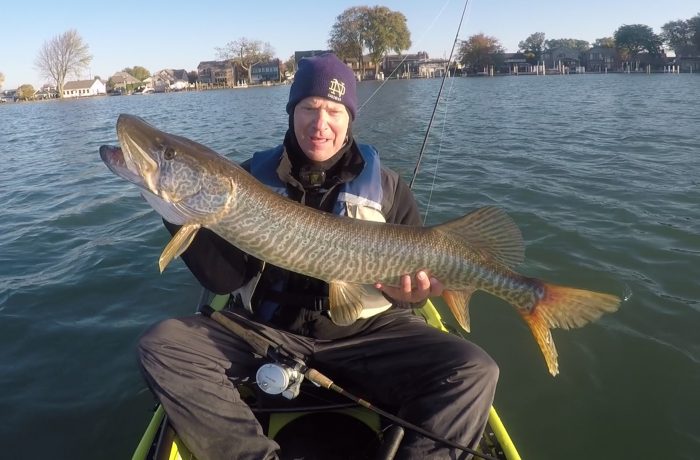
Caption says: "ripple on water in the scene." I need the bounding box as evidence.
[1,75,699,459]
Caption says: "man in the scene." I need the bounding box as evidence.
[138,53,498,459]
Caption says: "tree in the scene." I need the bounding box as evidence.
[518,32,546,64]
[594,37,616,48]
[18,84,35,101]
[363,6,411,75]
[329,6,411,77]
[216,38,274,84]
[329,6,370,73]
[35,29,92,98]
[0,72,4,89]
[545,38,590,54]
[282,54,296,78]
[459,34,505,74]
[662,14,700,56]
[614,24,662,64]
[123,66,150,81]
[691,13,700,48]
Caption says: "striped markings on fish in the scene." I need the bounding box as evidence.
[100,114,621,376]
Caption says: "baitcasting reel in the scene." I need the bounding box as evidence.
[255,355,306,400]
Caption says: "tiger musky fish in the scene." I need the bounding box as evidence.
[100,114,621,376]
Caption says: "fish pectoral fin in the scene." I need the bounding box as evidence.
[159,223,202,273]
[442,288,476,332]
[328,281,365,326]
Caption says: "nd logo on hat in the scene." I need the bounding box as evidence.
[327,78,346,102]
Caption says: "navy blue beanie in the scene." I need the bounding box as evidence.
[286,53,357,119]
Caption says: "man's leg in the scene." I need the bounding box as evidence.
[314,309,499,460]
[137,313,312,460]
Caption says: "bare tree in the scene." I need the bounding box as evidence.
[216,38,274,84]
[35,29,92,98]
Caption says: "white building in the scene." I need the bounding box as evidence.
[63,77,106,97]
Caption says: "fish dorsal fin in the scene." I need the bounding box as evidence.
[435,206,524,268]
[159,223,201,273]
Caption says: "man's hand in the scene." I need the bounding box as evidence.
[375,270,444,305]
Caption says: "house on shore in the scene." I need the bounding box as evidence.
[544,47,584,73]
[294,50,332,66]
[197,60,238,87]
[500,53,533,74]
[417,58,449,78]
[671,45,700,72]
[585,46,618,72]
[251,59,281,83]
[62,77,106,98]
[381,52,430,79]
[110,71,141,91]
[152,69,190,92]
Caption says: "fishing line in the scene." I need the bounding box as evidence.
[409,0,471,191]
[422,72,458,224]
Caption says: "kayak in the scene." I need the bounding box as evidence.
[132,292,522,460]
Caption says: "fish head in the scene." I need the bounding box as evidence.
[100,114,235,224]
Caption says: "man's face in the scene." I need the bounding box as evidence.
[293,96,350,162]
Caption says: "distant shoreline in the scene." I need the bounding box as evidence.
[1,71,696,105]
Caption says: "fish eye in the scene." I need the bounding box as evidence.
[163,147,176,160]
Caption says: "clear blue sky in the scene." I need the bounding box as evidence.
[1,0,697,89]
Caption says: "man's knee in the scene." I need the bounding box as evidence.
[475,350,499,390]
[137,318,186,365]
[453,341,499,392]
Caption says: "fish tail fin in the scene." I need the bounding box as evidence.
[519,283,621,376]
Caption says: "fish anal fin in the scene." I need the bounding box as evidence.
[443,288,476,333]
[159,223,201,273]
[328,281,365,326]
[519,309,560,376]
[435,206,524,268]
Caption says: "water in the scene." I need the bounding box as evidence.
[1,74,698,459]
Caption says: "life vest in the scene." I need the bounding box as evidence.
[241,143,394,320]
[250,144,386,223]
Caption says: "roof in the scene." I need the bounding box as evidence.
[154,68,189,81]
[198,61,234,73]
[111,71,141,84]
[63,78,103,90]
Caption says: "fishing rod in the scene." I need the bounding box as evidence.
[409,0,471,190]
[200,305,501,460]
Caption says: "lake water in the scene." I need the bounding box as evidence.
[1,74,698,459]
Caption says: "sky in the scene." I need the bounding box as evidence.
[1,0,698,90]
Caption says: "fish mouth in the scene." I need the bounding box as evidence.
[99,144,146,188]
[115,114,162,193]
[99,144,188,225]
